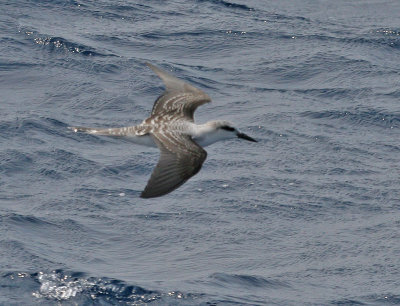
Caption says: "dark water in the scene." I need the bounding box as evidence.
[1,0,400,305]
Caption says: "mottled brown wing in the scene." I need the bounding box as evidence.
[140,131,207,198]
[146,62,211,121]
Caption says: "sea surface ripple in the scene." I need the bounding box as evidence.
[1,0,400,305]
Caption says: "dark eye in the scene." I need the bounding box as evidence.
[220,125,235,132]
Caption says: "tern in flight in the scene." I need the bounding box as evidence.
[69,63,257,198]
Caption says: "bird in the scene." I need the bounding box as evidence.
[69,62,257,198]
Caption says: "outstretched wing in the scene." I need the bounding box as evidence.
[146,62,211,121]
[140,131,207,198]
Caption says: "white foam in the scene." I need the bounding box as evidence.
[32,271,89,300]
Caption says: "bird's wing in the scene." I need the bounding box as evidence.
[140,130,207,198]
[146,62,211,121]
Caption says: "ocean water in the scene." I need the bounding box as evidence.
[1,0,400,304]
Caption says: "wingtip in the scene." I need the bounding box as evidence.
[139,192,150,199]
[145,62,160,73]
[140,185,160,198]
[140,190,159,199]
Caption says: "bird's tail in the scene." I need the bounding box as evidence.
[68,126,130,136]
[68,126,99,134]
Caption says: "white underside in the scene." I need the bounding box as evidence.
[88,121,236,148]
[124,129,234,148]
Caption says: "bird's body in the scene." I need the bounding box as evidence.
[70,63,257,198]
[72,119,237,148]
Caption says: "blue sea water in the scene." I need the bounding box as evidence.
[1,0,400,304]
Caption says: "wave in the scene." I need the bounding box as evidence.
[3,270,290,305]
[210,272,290,290]
[31,270,156,302]
[331,293,400,305]
[197,0,253,11]
[2,270,197,305]
[0,61,40,72]
[20,29,115,57]
[280,27,400,52]
[1,116,67,137]
[301,107,400,129]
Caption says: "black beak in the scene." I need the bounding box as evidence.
[237,132,257,142]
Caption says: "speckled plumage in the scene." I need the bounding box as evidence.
[69,63,256,198]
